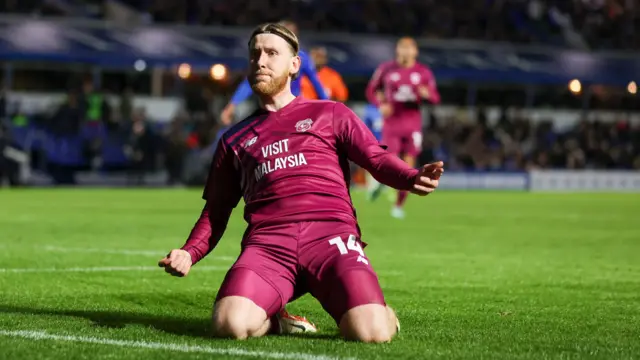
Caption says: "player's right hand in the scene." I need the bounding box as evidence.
[379,103,393,117]
[220,104,235,126]
[158,249,192,277]
[411,161,444,196]
[417,86,430,100]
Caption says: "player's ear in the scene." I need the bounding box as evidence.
[290,55,301,78]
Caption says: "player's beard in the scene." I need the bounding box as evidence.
[250,70,289,97]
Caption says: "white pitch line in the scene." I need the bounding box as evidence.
[43,246,235,261]
[44,246,163,256]
[378,270,403,276]
[0,330,352,360]
[0,266,228,274]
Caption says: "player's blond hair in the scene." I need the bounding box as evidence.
[248,23,301,80]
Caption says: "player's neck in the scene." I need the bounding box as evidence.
[259,90,297,112]
[397,58,416,68]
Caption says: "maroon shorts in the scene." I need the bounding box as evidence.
[382,130,422,157]
[215,221,386,325]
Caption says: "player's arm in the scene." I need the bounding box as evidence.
[300,52,329,100]
[333,103,442,194]
[182,139,241,263]
[158,139,242,277]
[220,78,254,125]
[365,64,386,106]
[229,78,253,105]
[418,67,441,105]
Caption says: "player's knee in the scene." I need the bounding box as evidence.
[339,304,398,343]
[213,312,249,339]
[212,296,268,340]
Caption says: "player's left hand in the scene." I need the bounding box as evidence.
[411,161,444,196]
[417,86,430,100]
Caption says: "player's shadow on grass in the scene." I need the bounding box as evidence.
[0,304,210,338]
[0,305,340,341]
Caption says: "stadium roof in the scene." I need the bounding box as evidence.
[0,16,638,86]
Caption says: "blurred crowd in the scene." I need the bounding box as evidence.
[422,108,640,172]
[0,79,228,186]
[2,83,639,187]
[1,0,637,50]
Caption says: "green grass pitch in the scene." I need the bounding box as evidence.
[0,189,639,359]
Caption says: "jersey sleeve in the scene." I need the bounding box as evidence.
[332,103,418,190]
[180,139,242,264]
[365,63,387,106]
[229,78,254,105]
[300,51,329,100]
[420,66,441,105]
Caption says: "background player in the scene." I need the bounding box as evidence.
[366,37,441,219]
[159,22,444,343]
[300,46,349,102]
[219,20,328,126]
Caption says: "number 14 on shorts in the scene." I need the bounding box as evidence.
[328,235,369,265]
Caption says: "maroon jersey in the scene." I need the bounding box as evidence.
[181,97,419,264]
[366,61,440,134]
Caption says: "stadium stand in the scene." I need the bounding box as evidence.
[95,0,640,50]
[0,1,638,189]
[4,1,638,49]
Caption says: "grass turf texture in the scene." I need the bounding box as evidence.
[0,189,639,360]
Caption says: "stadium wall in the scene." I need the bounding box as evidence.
[20,169,640,192]
[439,171,640,192]
[528,170,640,192]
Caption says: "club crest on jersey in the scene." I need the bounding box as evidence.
[410,72,421,84]
[295,119,313,132]
[244,136,258,148]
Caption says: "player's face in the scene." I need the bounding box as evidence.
[248,34,301,97]
[396,38,418,62]
[311,48,327,68]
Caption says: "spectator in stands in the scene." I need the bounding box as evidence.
[0,88,6,123]
[80,80,111,129]
[50,93,82,136]
[124,107,156,185]
[77,80,112,169]
[164,113,189,186]
[119,87,134,129]
[0,123,20,187]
